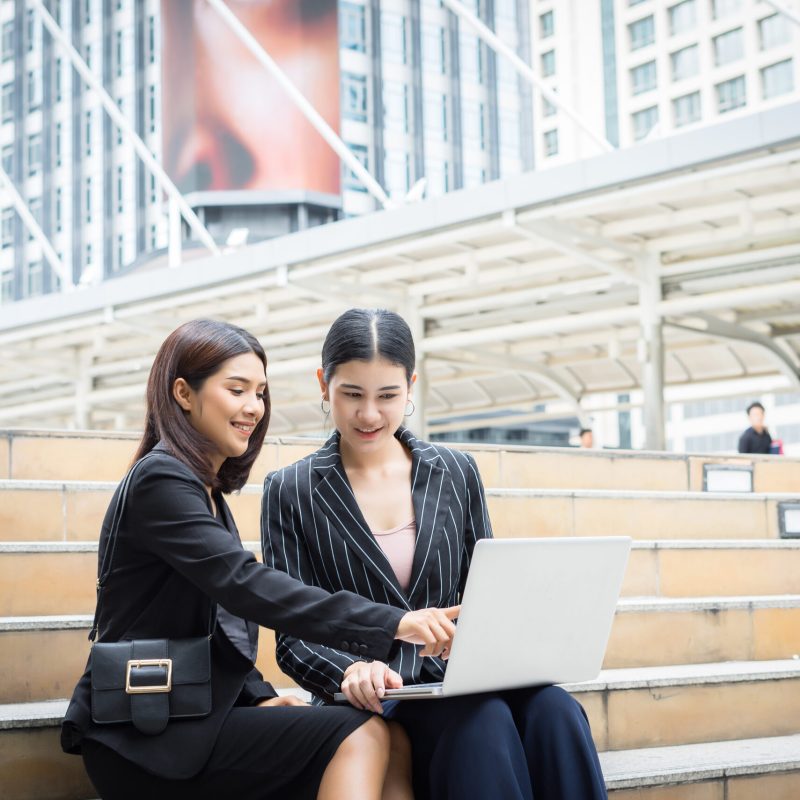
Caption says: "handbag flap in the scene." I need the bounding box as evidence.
[91,637,211,691]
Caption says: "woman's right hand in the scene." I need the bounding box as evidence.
[395,606,460,658]
[341,660,403,713]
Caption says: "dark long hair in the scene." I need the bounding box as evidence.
[133,319,270,493]
[321,308,415,383]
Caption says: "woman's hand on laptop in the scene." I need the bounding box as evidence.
[396,606,460,659]
[341,660,403,713]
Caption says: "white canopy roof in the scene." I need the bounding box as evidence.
[1,103,798,436]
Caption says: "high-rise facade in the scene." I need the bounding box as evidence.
[530,0,799,165]
[0,0,532,304]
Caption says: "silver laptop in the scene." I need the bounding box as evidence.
[334,536,631,702]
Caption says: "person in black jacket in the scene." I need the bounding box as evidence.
[61,319,459,800]
[738,401,773,454]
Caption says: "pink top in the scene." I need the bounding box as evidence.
[372,519,417,593]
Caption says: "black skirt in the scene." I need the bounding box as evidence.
[81,703,372,800]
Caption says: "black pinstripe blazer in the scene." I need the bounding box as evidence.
[261,427,493,702]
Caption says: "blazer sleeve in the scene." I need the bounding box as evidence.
[261,469,363,700]
[236,666,279,706]
[127,456,404,662]
[458,453,493,597]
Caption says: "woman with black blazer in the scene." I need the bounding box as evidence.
[60,319,459,800]
[262,308,609,800]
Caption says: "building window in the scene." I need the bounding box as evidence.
[462,100,486,150]
[1,208,14,247]
[460,34,483,83]
[1,144,12,173]
[148,85,156,133]
[343,143,368,193]
[716,75,746,112]
[149,224,158,250]
[55,187,63,233]
[631,60,657,94]
[712,0,742,19]
[381,12,407,65]
[55,58,63,103]
[761,59,794,99]
[116,233,125,271]
[1,83,14,123]
[340,2,366,53]
[1,269,12,302]
[383,81,408,133]
[384,151,409,196]
[543,96,557,117]
[632,105,658,139]
[148,16,156,64]
[27,197,42,240]
[27,133,42,176]
[540,11,554,38]
[671,44,699,80]
[55,122,62,167]
[759,14,791,50]
[150,173,157,204]
[342,72,368,122]
[544,129,559,157]
[26,9,35,52]
[85,43,92,70]
[116,165,124,214]
[713,27,744,66]
[669,1,696,35]
[463,165,486,188]
[85,176,92,223]
[629,16,655,50]
[27,70,41,111]
[423,27,446,75]
[2,21,13,63]
[85,110,92,156]
[541,50,555,77]
[115,30,123,78]
[85,0,92,25]
[424,92,448,141]
[672,91,701,126]
[85,242,93,268]
[25,260,43,297]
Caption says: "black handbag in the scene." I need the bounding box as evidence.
[88,453,216,736]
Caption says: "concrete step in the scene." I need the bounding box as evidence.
[3,539,800,616]
[570,660,800,751]
[603,734,800,799]
[1,702,798,800]
[5,428,800,492]
[4,597,799,703]
[1,480,796,541]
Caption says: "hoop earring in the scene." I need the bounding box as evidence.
[321,398,330,415]
[405,400,416,417]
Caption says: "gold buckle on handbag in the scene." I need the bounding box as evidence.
[125,659,173,694]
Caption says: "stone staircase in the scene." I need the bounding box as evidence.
[1,429,799,799]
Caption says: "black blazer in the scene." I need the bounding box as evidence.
[61,444,404,780]
[261,427,493,702]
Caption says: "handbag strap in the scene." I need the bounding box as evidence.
[89,451,218,642]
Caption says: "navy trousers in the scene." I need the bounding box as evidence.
[385,685,607,800]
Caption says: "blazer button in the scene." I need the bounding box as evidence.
[341,641,350,652]
[359,644,368,655]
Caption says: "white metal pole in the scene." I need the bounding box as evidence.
[0,165,73,289]
[442,0,616,154]
[30,0,220,259]
[204,0,394,209]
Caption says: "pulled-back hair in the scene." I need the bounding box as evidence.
[321,308,415,383]
[133,319,270,493]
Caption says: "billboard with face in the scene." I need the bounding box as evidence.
[161,0,341,197]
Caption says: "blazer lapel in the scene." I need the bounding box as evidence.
[401,428,452,605]
[312,434,409,608]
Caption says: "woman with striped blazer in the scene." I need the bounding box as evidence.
[261,309,607,800]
